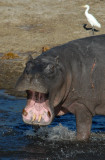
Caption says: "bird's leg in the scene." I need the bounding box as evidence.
[92,27,94,36]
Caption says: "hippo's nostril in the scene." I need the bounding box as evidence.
[22,109,28,116]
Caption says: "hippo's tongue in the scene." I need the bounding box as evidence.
[22,91,51,125]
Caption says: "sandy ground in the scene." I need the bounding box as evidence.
[0,0,105,93]
[0,0,105,54]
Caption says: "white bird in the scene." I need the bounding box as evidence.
[83,5,101,35]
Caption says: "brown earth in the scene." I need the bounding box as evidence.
[0,0,105,95]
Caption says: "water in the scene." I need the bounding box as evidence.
[1,90,105,160]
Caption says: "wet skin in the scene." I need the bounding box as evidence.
[16,34,105,141]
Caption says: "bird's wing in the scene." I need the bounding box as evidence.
[87,13,101,28]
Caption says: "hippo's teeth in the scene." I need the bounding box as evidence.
[38,114,42,122]
[32,114,36,122]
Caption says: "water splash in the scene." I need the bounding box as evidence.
[25,123,76,141]
[46,123,76,140]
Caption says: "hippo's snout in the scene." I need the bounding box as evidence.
[22,90,54,126]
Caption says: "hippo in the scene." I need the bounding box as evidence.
[16,34,105,141]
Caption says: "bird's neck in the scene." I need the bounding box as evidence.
[85,6,90,16]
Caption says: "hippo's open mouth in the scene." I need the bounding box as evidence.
[22,90,53,126]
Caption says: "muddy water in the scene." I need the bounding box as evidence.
[1,90,105,160]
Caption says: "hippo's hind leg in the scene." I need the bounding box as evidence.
[75,103,92,141]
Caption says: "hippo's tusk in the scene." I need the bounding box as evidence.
[38,114,42,122]
[47,111,51,118]
[22,109,28,116]
[32,114,36,122]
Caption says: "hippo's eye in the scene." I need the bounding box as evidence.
[45,64,55,74]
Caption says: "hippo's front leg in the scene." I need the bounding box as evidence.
[68,102,92,141]
[75,103,92,141]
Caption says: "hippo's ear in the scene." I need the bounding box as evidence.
[25,55,33,64]
[28,55,33,61]
[55,56,59,64]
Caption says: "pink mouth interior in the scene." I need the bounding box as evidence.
[22,91,51,124]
